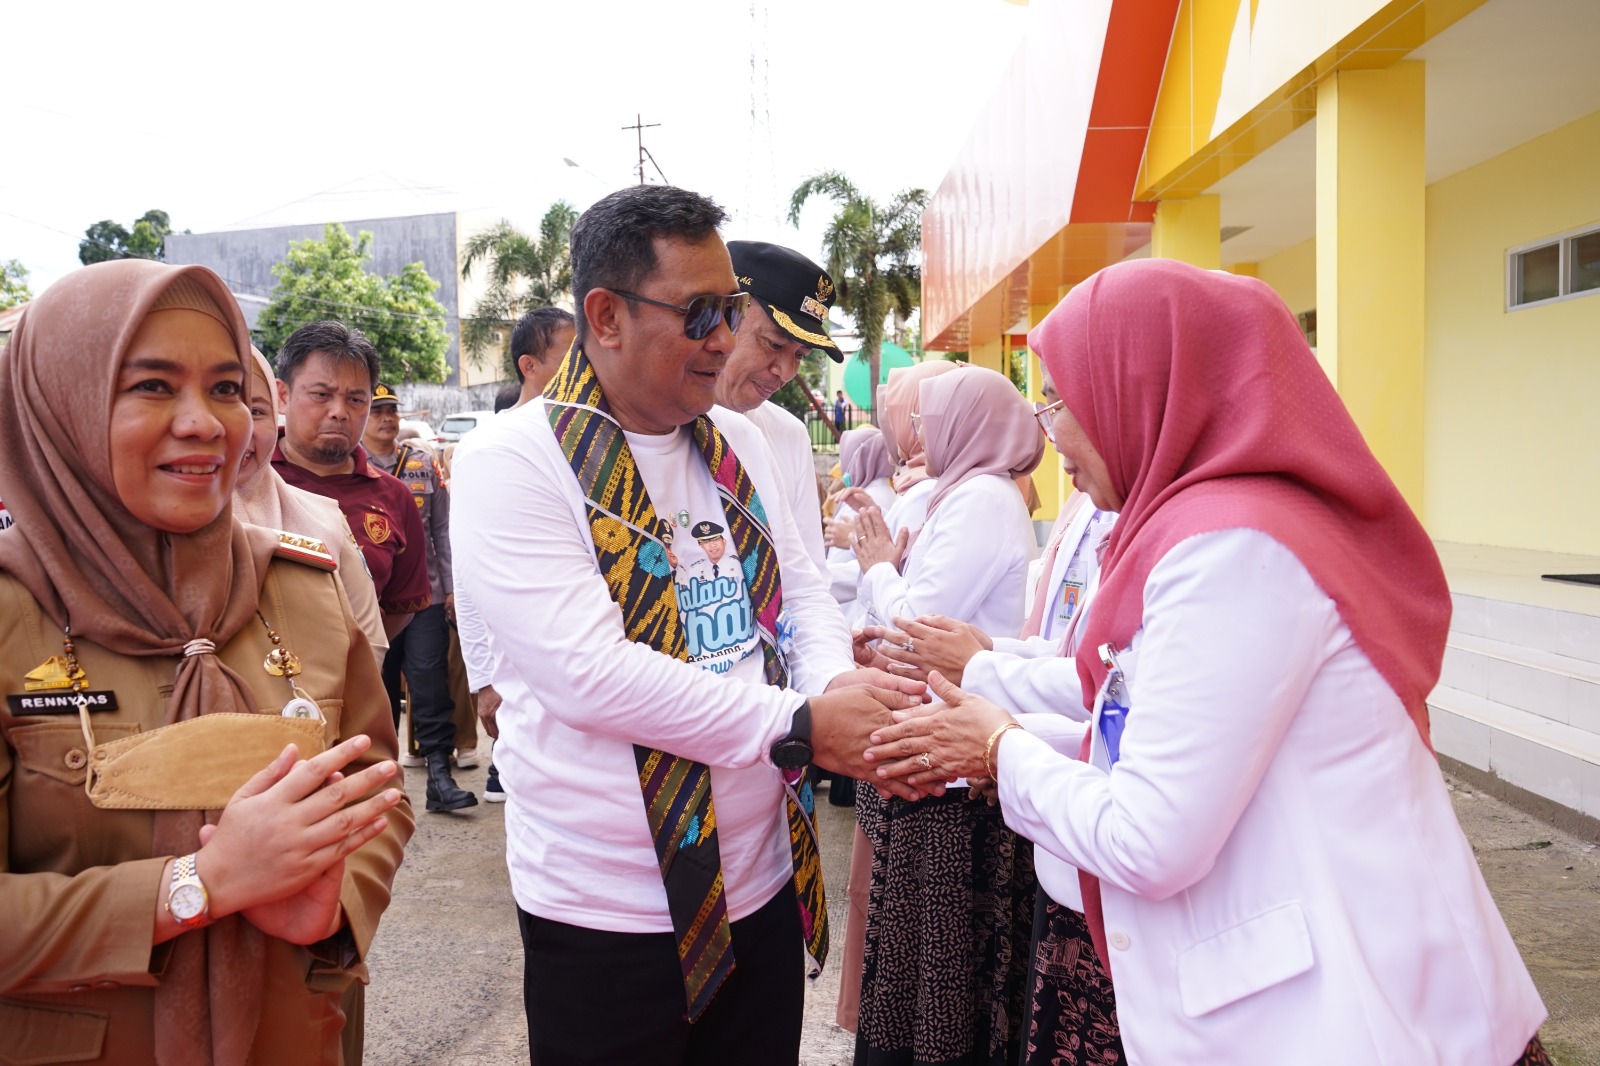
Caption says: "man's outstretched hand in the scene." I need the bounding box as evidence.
[810,676,937,802]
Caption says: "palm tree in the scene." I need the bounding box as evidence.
[460,201,578,375]
[788,173,927,421]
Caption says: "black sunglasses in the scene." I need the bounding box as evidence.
[613,290,750,340]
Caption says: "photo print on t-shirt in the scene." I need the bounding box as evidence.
[659,516,758,674]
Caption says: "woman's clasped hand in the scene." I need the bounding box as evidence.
[189,736,403,945]
[856,613,992,685]
[849,505,907,573]
[862,671,1015,790]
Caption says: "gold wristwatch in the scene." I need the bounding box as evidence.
[166,853,210,929]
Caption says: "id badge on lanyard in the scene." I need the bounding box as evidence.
[1096,642,1129,767]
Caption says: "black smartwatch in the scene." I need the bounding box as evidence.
[769,700,814,769]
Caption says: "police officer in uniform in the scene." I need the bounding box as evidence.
[362,384,474,812]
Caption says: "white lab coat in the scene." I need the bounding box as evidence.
[997,528,1545,1065]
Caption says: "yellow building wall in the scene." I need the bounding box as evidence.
[1255,237,1316,314]
[968,334,1007,374]
[1424,108,1600,554]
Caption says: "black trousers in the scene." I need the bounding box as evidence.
[381,603,455,757]
[519,881,804,1065]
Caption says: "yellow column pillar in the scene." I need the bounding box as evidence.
[1151,194,1221,268]
[967,333,1006,373]
[1032,294,1081,519]
[1316,61,1425,511]
[1024,298,1066,521]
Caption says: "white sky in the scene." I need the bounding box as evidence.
[3,0,1029,294]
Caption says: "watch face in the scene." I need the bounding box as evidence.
[171,883,207,921]
[772,739,813,770]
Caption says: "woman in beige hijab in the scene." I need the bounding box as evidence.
[0,260,412,1065]
[236,347,388,664]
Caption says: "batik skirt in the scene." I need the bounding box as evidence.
[853,787,1036,1066]
[1019,892,1123,1066]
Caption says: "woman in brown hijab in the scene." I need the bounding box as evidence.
[236,346,388,666]
[0,260,413,1065]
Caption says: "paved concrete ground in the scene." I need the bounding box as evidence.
[365,747,1600,1065]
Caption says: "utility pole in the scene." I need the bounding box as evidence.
[621,114,670,185]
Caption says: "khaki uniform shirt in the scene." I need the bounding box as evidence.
[368,443,451,606]
[0,544,414,1065]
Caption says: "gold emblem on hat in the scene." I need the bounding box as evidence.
[23,655,85,692]
[816,276,834,302]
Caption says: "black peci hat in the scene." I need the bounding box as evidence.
[728,240,843,362]
[691,520,726,542]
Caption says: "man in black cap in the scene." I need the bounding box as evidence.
[691,518,731,575]
[717,241,842,575]
[362,382,475,813]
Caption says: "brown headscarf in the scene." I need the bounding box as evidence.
[235,347,334,534]
[0,259,277,1066]
[235,348,389,662]
[883,360,960,492]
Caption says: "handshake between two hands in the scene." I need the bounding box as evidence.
[812,666,1018,804]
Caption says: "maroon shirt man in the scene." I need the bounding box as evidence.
[272,436,431,616]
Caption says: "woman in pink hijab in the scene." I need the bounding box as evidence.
[877,360,959,538]
[850,365,1045,1066]
[866,259,1548,1066]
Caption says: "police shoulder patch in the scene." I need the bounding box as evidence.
[274,530,339,572]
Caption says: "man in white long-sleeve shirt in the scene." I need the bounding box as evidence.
[714,240,842,573]
[450,186,921,1066]
[458,307,575,802]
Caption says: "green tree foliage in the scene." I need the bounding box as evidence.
[459,201,578,377]
[0,259,32,310]
[78,210,174,265]
[770,357,826,424]
[257,223,450,384]
[789,174,927,422]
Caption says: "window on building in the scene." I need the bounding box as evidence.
[1508,223,1600,309]
[1568,231,1600,296]
[1296,309,1317,349]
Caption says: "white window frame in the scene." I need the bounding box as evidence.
[1506,220,1600,311]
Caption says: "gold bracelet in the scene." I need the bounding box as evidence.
[984,721,1023,781]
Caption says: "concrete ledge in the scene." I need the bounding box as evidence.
[1441,635,1600,732]
[1429,686,1600,820]
[1439,753,1600,845]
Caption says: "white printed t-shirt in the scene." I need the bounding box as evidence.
[634,429,762,678]
[450,402,854,934]
[623,426,790,913]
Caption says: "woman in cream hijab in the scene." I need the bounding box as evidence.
[0,260,411,1066]
[236,347,388,664]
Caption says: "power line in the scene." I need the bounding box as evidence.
[621,115,670,185]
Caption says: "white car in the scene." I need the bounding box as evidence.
[398,418,440,445]
[438,410,498,443]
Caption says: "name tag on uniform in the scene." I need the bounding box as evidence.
[8,690,120,715]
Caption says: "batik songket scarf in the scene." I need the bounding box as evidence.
[545,344,828,1019]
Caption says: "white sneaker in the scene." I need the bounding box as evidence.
[454,748,481,769]
[400,752,425,768]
